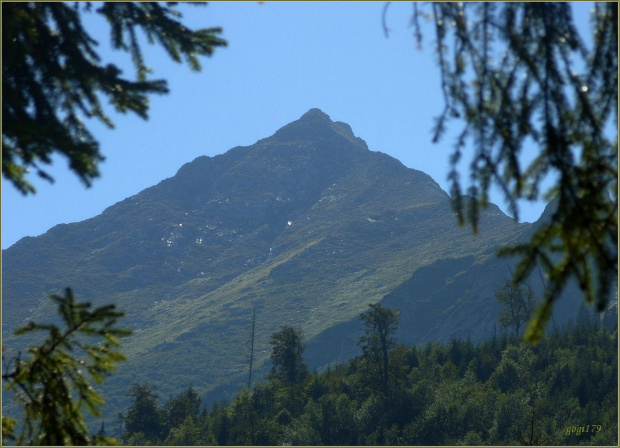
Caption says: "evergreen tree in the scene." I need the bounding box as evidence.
[268,326,309,418]
[210,401,231,446]
[1,288,130,445]
[407,1,618,341]
[2,2,226,194]
[160,319,617,446]
[162,386,202,435]
[96,421,106,438]
[124,382,164,443]
[268,326,308,387]
[358,303,400,397]
[495,280,536,336]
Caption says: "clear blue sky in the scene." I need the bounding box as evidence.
[1,2,596,249]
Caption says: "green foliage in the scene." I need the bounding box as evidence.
[143,316,616,446]
[1,415,17,445]
[162,386,202,431]
[358,303,400,397]
[2,1,226,194]
[1,288,131,445]
[268,326,308,388]
[163,415,216,446]
[124,382,165,443]
[496,280,536,336]
[115,326,308,445]
[3,108,539,417]
[413,2,618,341]
[268,326,309,420]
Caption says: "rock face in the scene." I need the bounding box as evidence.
[2,108,580,413]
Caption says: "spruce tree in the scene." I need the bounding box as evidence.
[2,2,226,194]
[1,289,131,445]
[407,2,618,341]
[358,303,400,397]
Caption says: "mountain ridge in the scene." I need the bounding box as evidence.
[4,108,578,419]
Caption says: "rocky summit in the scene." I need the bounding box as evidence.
[2,109,583,414]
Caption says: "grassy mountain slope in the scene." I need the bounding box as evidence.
[3,108,536,417]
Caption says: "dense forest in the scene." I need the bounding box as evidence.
[117,305,618,446]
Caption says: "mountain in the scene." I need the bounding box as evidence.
[2,108,583,418]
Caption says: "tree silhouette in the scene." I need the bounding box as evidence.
[124,382,164,442]
[268,326,308,387]
[2,2,226,194]
[268,326,308,417]
[358,303,400,397]
[496,280,536,336]
[1,289,131,445]
[407,1,617,342]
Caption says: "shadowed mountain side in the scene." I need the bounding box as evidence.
[305,247,587,376]
[3,108,545,423]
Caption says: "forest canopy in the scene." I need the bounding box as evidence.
[119,310,618,446]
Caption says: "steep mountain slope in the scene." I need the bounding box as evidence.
[3,108,536,414]
[301,200,592,384]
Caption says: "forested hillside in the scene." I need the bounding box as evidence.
[117,306,618,446]
[3,109,545,416]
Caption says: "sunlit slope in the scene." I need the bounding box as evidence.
[3,108,530,411]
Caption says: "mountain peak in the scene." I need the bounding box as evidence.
[299,108,330,121]
[272,108,368,150]
[2,106,555,424]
